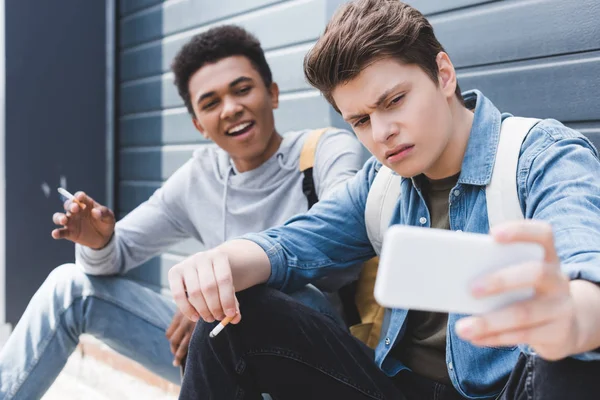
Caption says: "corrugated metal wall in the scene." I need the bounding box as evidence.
[411,0,600,148]
[117,0,338,289]
[118,0,600,289]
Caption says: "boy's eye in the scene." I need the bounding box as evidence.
[390,94,404,105]
[237,86,251,94]
[354,116,370,127]
[202,100,218,110]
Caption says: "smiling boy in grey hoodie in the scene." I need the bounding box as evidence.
[0,25,364,400]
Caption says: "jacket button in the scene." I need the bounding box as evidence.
[448,362,454,371]
[419,217,427,225]
[385,337,391,346]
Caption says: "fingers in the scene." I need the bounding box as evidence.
[75,191,95,210]
[63,199,80,214]
[168,251,239,325]
[212,253,237,318]
[62,191,95,214]
[60,193,114,225]
[466,319,570,360]
[173,332,191,367]
[472,261,568,298]
[91,205,115,223]
[169,268,200,323]
[51,212,74,240]
[491,220,559,264]
[169,320,191,354]
[51,211,78,241]
[51,227,71,240]
[231,296,242,324]
[456,295,568,341]
[52,212,68,226]
[469,321,553,348]
[165,312,182,339]
[183,265,213,323]
[197,259,223,321]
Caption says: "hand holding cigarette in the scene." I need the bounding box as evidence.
[209,315,234,338]
[168,250,242,334]
[57,187,87,210]
[52,188,116,250]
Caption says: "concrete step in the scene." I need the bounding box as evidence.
[43,335,178,400]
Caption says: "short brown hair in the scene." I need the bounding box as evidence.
[304,0,463,112]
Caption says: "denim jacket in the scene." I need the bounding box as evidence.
[243,90,600,399]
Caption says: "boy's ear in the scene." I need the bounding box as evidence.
[436,52,458,98]
[269,82,280,110]
[193,118,210,139]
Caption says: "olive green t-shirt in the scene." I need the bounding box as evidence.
[393,172,459,385]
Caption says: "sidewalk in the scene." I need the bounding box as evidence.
[42,341,178,400]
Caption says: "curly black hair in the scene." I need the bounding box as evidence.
[172,25,273,116]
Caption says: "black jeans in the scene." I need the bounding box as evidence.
[180,286,600,400]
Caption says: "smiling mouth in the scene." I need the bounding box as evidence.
[226,121,255,137]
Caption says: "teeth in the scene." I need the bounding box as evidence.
[228,122,251,134]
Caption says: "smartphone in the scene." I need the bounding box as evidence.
[374,225,544,315]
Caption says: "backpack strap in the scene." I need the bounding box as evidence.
[299,128,330,209]
[365,165,402,255]
[485,117,541,229]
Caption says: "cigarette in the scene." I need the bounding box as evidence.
[209,316,233,338]
[57,188,87,210]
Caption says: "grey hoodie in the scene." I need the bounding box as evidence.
[76,128,365,286]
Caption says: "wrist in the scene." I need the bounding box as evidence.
[570,280,600,355]
[92,231,115,250]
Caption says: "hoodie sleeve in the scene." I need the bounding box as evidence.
[313,128,366,200]
[76,159,198,275]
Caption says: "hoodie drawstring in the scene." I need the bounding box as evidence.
[222,166,234,242]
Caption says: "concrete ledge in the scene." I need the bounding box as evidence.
[77,334,180,396]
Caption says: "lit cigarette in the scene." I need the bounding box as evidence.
[57,188,87,210]
[209,316,233,338]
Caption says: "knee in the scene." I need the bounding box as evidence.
[40,263,90,302]
[236,285,292,318]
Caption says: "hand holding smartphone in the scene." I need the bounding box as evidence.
[374,226,544,314]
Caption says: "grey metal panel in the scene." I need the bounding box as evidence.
[119,109,204,147]
[120,0,327,82]
[567,122,600,151]
[274,92,331,133]
[120,74,180,115]
[119,0,163,17]
[457,51,600,122]
[120,0,285,48]
[119,146,196,181]
[120,45,313,115]
[433,0,600,69]
[406,0,495,15]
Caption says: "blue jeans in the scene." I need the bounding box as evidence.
[0,263,341,400]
